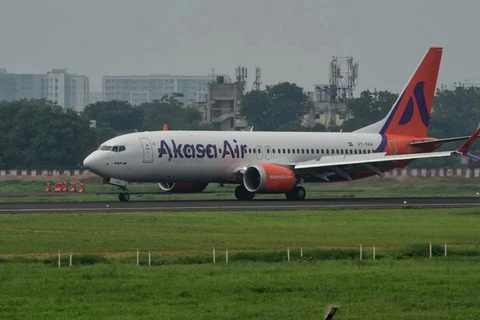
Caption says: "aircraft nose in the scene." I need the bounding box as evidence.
[83,152,103,173]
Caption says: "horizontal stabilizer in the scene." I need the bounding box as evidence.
[410,136,473,147]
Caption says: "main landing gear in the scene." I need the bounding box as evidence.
[234,185,306,201]
[235,185,255,201]
[118,187,130,202]
[285,186,306,200]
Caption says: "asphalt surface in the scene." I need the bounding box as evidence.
[1,197,479,213]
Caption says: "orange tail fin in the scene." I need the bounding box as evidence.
[355,47,443,137]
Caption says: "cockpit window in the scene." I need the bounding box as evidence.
[97,145,126,152]
[111,146,126,152]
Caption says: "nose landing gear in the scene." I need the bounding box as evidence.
[118,186,130,202]
[119,191,130,202]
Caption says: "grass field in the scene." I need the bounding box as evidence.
[2,208,480,319]
[2,260,480,319]
[1,208,480,255]
[1,177,480,202]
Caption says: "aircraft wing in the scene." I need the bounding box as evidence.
[292,151,455,181]
[293,127,480,181]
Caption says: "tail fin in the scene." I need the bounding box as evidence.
[355,47,443,137]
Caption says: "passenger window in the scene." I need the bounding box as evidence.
[283,148,286,153]
[306,149,309,154]
[287,149,290,154]
[350,150,353,154]
[292,149,296,154]
[272,149,275,154]
[267,149,270,153]
[248,148,251,153]
[336,149,339,154]
[297,149,300,154]
[326,149,329,154]
[301,149,305,154]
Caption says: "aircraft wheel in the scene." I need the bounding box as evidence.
[119,192,130,202]
[285,186,306,200]
[235,185,254,200]
[294,186,306,200]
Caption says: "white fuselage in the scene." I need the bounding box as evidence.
[83,130,388,183]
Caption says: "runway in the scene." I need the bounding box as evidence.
[1,197,480,213]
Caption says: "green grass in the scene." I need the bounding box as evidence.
[2,178,480,202]
[1,208,479,255]
[2,208,480,319]
[2,260,480,319]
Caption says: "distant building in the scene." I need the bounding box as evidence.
[46,69,89,111]
[0,68,45,102]
[206,76,248,131]
[0,68,89,111]
[102,74,231,105]
[89,91,103,105]
[302,87,351,129]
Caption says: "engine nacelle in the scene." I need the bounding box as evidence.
[158,182,208,193]
[243,164,297,194]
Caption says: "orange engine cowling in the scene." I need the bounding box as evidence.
[158,182,208,193]
[243,164,297,194]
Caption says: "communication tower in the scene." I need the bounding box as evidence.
[329,56,358,101]
[313,56,358,128]
[235,66,248,92]
[252,67,262,91]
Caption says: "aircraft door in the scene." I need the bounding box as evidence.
[265,146,272,160]
[139,137,154,163]
[255,145,263,160]
[387,140,397,155]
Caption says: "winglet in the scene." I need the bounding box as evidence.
[163,124,168,131]
[456,125,480,162]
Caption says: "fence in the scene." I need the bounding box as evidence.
[48,241,466,267]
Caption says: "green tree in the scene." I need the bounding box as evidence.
[240,82,311,131]
[0,99,96,169]
[82,100,143,132]
[341,90,398,132]
[137,93,203,131]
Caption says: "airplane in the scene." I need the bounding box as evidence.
[83,47,480,202]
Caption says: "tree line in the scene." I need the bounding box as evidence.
[0,84,479,169]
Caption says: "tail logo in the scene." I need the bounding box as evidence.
[398,81,430,127]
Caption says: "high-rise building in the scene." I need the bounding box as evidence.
[102,74,231,105]
[46,69,89,111]
[0,68,89,111]
[0,68,46,102]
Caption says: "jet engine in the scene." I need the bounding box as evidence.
[243,164,297,193]
[158,182,208,193]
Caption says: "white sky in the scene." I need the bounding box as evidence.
[1,0,478,94]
